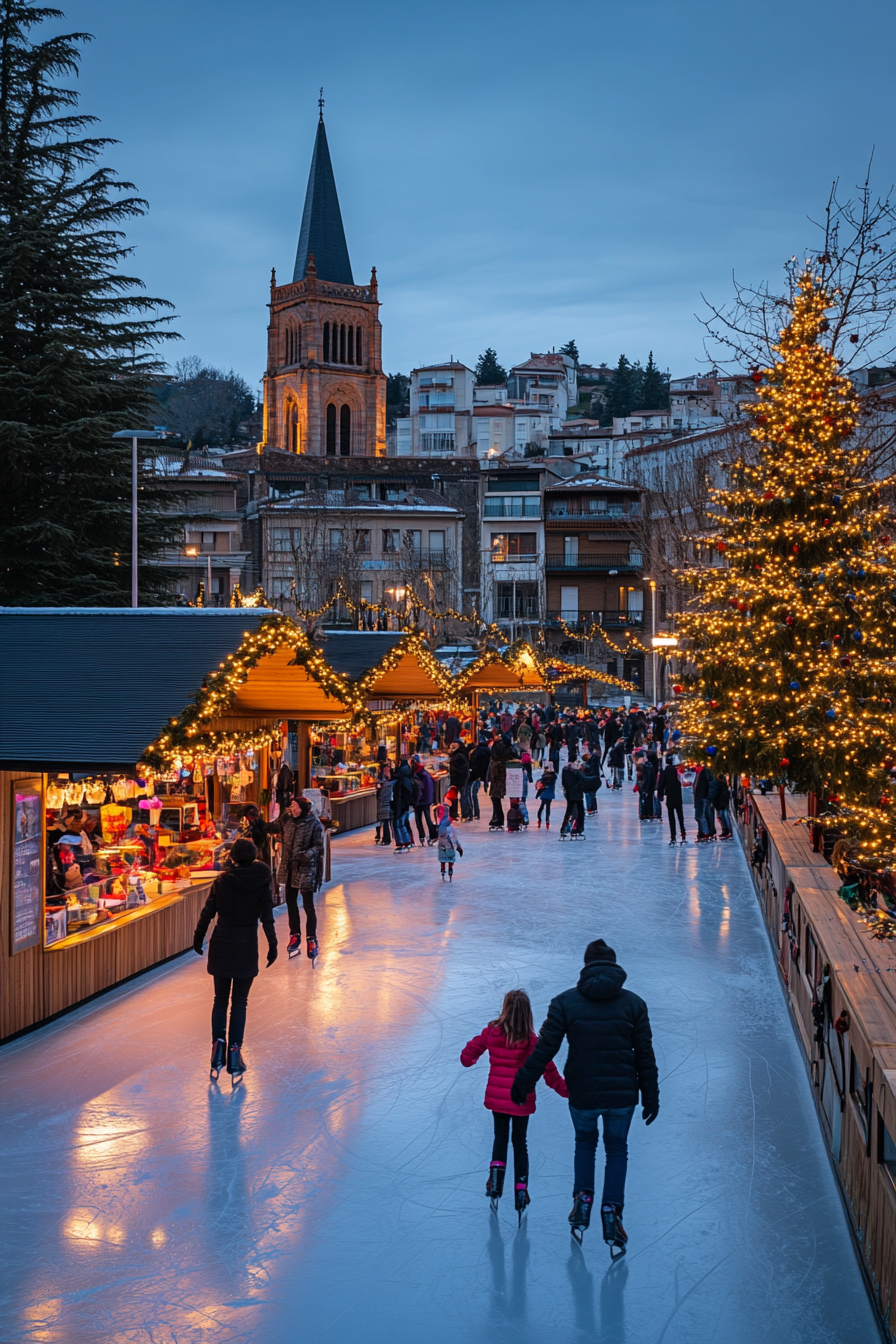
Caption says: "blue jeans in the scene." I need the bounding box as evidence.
[585,791,597,812]
[716,806,731,835]
[569,1104,636,1206]
[394,809,412,845]
[695,797,710,837]
[470,779,481,817]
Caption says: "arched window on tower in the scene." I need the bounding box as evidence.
[286,404,299,453]
[356,327,362,366]
[296,325,301,363]
[340,324,346,364]
[340,404,351,457]
[323,321,330,363]
[326,403,337,456]
[348,326,354,365]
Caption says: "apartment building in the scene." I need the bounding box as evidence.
[395,362,476,457]
[148,450,252,606]
[478,460,568,639]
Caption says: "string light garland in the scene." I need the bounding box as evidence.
[673,269,896,866]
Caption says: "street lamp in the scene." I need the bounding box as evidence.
[113,429,169,608]
[184,545,213,606]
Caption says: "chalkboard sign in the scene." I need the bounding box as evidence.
[12,778,42,954]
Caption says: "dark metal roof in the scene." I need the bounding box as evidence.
[0,609,275,771]
[316,631,404,678]
[292,117,353,285]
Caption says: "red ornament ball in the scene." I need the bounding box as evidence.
[672,684,683,695]
[785,616,794,625]
[781,758,790,768]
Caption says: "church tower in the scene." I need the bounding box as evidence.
[263,106,387,457]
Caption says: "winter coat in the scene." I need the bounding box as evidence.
[640,759,659,795]
[603,718,622,748]
[517,722,533,749]
[266,810,306,885]
[657,763,683,807]
[514,960,659,1112]
[536,769,557,801]
[461,1024,568,1116]
[488,737,514,799]
[437,819,461,863]
[561,764,585,803]
[392,762,415,815]
[694,766,712,801]
[608,741,625,769]
[376,778,395,821]
[444,715,461,745]
[469,742,491,782]
[713,776,731,810]
[194,861,276,979]
[289,814,324,893]
[449,748,470,789]
[413,766,435,808]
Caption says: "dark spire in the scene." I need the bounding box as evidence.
[292,105,353,285]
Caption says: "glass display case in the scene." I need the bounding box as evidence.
[312,769,377,798]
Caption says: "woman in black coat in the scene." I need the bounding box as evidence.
[193,838,277,1084]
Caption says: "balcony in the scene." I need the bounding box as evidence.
[544,552,642,571]
[547,506,632,519]
[483,500,541,519]
[545,609,644,630]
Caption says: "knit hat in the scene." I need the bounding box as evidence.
[584,938,616,965]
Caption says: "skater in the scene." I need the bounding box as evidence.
[713,771,733,838]
[657,754,686,844]
[639,751,659,823]
[193,838,277,1085]
[607,738,625,789]
[436,803,463,879]
[375,763,394,846]
[285,797,324,959]
[693,763,714,842]
[469,735,491,819]
[535,762,557,828]
[506,798,524,832]
[411,756,438,844]
[519,751,532,826]
[392,758,415,851]
[487,733,514,830]
[461,989,567,1220]
[560,759,586,838]
[511,939,659,1256]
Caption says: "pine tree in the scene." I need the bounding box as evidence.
[636,351,669,410]
[601,354,638,424]
[474,348,507,385]
[677,270,896,863]
[560,339,579,367]
[0,1,179,605]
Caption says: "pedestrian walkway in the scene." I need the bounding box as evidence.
[0,792,881,1344]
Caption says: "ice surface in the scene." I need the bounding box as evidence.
[0,790,882,1343]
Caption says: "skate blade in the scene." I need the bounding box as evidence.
[608,1242,627,1261]
[210,1067,220,1081]
[570,1226,584,1246]
[231,1071,244,1089]
[288,946,301,958]
[489,1197,500,1215]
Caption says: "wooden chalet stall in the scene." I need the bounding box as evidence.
[740,791,896,1336]
[0,608,278,1040]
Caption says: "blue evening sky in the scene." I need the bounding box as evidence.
[67,0,896,390]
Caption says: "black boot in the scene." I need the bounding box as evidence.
[601,1202,628,1259]
[486,1162,506,1209]
[209,1038,226,1080]
[568,1190,594,1244]
[514,1180,531,1225]
[228,1042,247,1087]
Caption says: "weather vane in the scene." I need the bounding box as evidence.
[318,87,324,120]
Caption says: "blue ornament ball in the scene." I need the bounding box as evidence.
[671,729,682,741]
[832,495,842,505]
[853,629,863,642]
[857,568,866,578]
[826,709,837,720]
[789,681,800,690]
[706,745,717,756]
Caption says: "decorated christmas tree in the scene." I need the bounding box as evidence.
[677,270,896,862]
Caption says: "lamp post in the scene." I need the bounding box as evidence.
[651,634,679,704]
[648,580,657,703]
[113,429,168,607]
[185,546,212,605]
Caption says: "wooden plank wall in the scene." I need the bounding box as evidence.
[1,770,210,1041]
[740,793,896,1338]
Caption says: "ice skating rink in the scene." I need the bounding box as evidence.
[0,790,882,1344]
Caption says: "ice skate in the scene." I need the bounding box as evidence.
[601,1203,628,1260]
[287,933,301,958]
[668,840,677,847]
[228,1043,246,1088]
[485,1161,506,1212]
[514,1181,530,1226]
[306,936,319,965]
[209,1038,226,1081]
[568,1190,593,1244]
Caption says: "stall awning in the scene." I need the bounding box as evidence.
[0,608,275,770]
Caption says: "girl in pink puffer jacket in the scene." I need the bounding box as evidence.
[461,989,567,1218]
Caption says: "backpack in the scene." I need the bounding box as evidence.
[412,773,424,807]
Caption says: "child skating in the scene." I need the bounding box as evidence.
[460,989,568,1221]
[436,803,462,880]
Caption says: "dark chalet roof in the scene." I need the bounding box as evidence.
[293,116,353,285]
[316,631,405,678]
[0,608,275,771]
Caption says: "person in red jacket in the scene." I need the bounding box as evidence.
[461,989,568,1220]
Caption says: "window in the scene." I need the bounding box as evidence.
[491,532,536,561]
[354,529,371,553]
[850,1049,871,1139]
[419,377,433,388]
[428,530,445,558]
[560,586,578,621]
[383,529,400,553]
[564,536,579,565]
[285,325,301,366]
[881,1113,896,1188]
[340,404,351,456]
[326,403,336,455]
[420,432,455,452]
[271,527,293,552]
[497,582,537,618]
[360,581,373,603]
[407,529,422,556]
[483,497,540,519]
[486,476,539,492]
[340,323,346,363]
[356,327,363,366]
[588,497,608,514]
[329,529,343,552]
[627,588,644,614]
[348,326,354,365]
[269,478,307,499]
[200,531,218,552]
[286,404,299,453]
[323,321,330,363]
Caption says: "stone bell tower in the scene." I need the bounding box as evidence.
[262,104,387,457]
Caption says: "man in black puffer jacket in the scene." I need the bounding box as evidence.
[511,939,658,1250]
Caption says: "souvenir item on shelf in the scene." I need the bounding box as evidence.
[47,782,65,809]
[100,803,131,842]
[84,779,106,804]
[65,780,84,806]
[193,763,203,783]
[215,758,226,777]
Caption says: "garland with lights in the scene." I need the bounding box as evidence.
[674,269,896,865]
